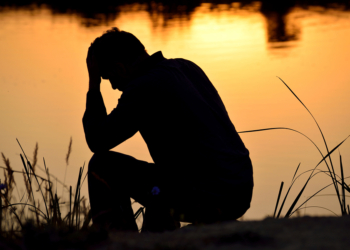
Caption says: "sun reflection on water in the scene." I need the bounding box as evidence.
[0,3,350,219]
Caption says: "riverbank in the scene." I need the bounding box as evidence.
[2,216,349,249]
[100,216,350,250]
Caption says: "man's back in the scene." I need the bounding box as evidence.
[116,52,253,196]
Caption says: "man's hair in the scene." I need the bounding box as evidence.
[91,27,145,69]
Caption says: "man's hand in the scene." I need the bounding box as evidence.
[87,45,101,91]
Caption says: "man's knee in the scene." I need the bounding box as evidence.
[88,152,107,174]
[88,151,121,178]
[88,151,139,177]
[88,151,125,190]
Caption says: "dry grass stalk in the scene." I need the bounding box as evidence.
[35,200,40,225]
[62,138,73,198]
[66,137,72,166]
[1,153,15,188]
[47,182,54,216]
[32,143,38,174]
[1,153,15,208]
[81,198,89,218]
[22,170,32,202]
[1,170,8,209]
[44,181,49,204]
[1,147,91,233]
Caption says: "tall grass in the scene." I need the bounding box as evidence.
[0,138,145,240]
[238,77,350,217]
[0,139,92,236]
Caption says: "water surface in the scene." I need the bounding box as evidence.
[1,2,350,219]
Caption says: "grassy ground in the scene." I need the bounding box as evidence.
[102,216,350,250]
[1,216,350,249]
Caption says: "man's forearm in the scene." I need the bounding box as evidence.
[86,45,101,91]
[83,88,108,152]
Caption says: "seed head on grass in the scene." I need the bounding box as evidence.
[32,143,38,174]
[1,153,15,208]
[66,137,72,166]
[1,153,15,188]
[62,137,72,197]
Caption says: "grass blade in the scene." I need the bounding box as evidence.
[277,77,340,206]
[0,190,2,233]
[134,207,144,220]
[81,209,92,230]
[294,206,338,216]
[1,203,47,219]
[314,136,349,170]
[277,77,332,159]
[18,142,51,219]
[16,139,29,161]
[69,186,72,226]
[273,182,284,218]
[240,126,348,213]
[0,197,24,228]
[284,180,308,218]
[285,136,349,217]
[276,163,301,218]
[292,163,301,182]
[26,160,49,219]
[20,154,37,210]
[291,176,350,217]
[72,167,83,228]
[239,127,323,158]
[340,154,346,215]
[239,127,332,177]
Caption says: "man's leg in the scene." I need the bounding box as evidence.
[169,184,253,224]
[143,184,252,227]
[141,180,252,231]
[88,151,160,231]
[88,151,252,231]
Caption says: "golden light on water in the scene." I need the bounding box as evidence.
[0,4,350,219]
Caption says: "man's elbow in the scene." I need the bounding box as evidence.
[87,143,99,154]
[83,124,105,153]
[86,136,113,153]
[86,139,104,153]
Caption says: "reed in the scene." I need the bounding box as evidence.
[62,137,72,197]
[238,77,349,217]
[0,140,93,236]
[0,140,144,235]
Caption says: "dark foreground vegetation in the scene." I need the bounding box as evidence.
[1,215,350,249]
[1,78,349,249]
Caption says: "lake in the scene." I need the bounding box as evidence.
[0,0,350,220]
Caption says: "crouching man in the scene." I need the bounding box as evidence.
[83,27,253,232]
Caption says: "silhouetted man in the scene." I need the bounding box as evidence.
[83,27,253,232]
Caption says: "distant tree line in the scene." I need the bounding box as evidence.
[1,0,349,37]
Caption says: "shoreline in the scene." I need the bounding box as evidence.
[90,216,350,250]
[2,215,349,249]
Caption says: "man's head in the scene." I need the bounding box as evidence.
[90,27,146,90]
